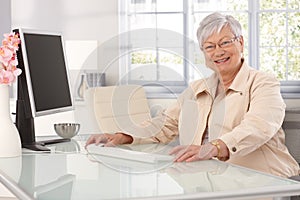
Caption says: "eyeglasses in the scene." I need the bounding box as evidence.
[202,36,240,53]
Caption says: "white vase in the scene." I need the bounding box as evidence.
[0,84,22,157]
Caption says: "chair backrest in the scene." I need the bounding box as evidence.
[85,85,151,133]
[283,111,300,165]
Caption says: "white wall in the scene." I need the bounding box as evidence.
[11,0,120,85]
[0,0,11,35]
[11,0,118,40]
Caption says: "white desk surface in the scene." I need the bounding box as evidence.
[1,136,300,200]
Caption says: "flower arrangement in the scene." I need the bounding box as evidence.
[0,32,21,85]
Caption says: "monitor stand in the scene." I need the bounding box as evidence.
[16,99,70,152]
[23,138,71,152]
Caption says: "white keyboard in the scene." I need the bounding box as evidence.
[86,144,174,163]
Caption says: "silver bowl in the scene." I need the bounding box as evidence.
[54,123,80,139]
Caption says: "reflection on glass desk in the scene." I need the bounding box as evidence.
[0,140,300,200]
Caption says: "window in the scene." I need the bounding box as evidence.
[258,0,300,98]
[119,0,300,98]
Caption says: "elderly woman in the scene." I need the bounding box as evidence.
[86,12,299,178]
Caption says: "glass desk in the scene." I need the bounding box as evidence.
[0,138,300,200]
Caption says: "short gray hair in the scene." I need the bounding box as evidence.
[197,12,243,49]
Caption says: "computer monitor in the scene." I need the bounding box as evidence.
[14,28,74,151]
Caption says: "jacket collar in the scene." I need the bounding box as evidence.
[192,73,219,98]
[228,61,250,93]
[192,61,250,97]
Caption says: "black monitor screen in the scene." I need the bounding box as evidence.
[21,31,73,116]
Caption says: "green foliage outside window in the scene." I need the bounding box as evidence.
[131,51,183,65]
[259,1,300,81]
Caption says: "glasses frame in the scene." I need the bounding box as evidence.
[202,36,241,53]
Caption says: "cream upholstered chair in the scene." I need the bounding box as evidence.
[283,111,300,185]
[85,85,151,133]
[283,111,300,165]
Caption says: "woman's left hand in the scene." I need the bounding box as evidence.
[169,143,218,162]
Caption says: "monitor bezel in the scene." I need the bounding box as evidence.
[18,28,74,117]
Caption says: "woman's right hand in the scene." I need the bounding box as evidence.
[85,132,133,148]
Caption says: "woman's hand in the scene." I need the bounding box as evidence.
[85,132,133,148]
[169,143,218,162]
[169,140,229,162]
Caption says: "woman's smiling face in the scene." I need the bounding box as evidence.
[202,26,244,76]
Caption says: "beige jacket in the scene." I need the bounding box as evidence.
[131,62,300,177]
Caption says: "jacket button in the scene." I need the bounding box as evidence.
[232,147,237,152]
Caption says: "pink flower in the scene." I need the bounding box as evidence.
[0,32,21,85]
[8,53,18,67]
[11,66,22,77]
[0,69,16,84]
[0,46,14,67]
[2,33,20,51]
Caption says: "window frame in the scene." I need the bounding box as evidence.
[119,0,190,99]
